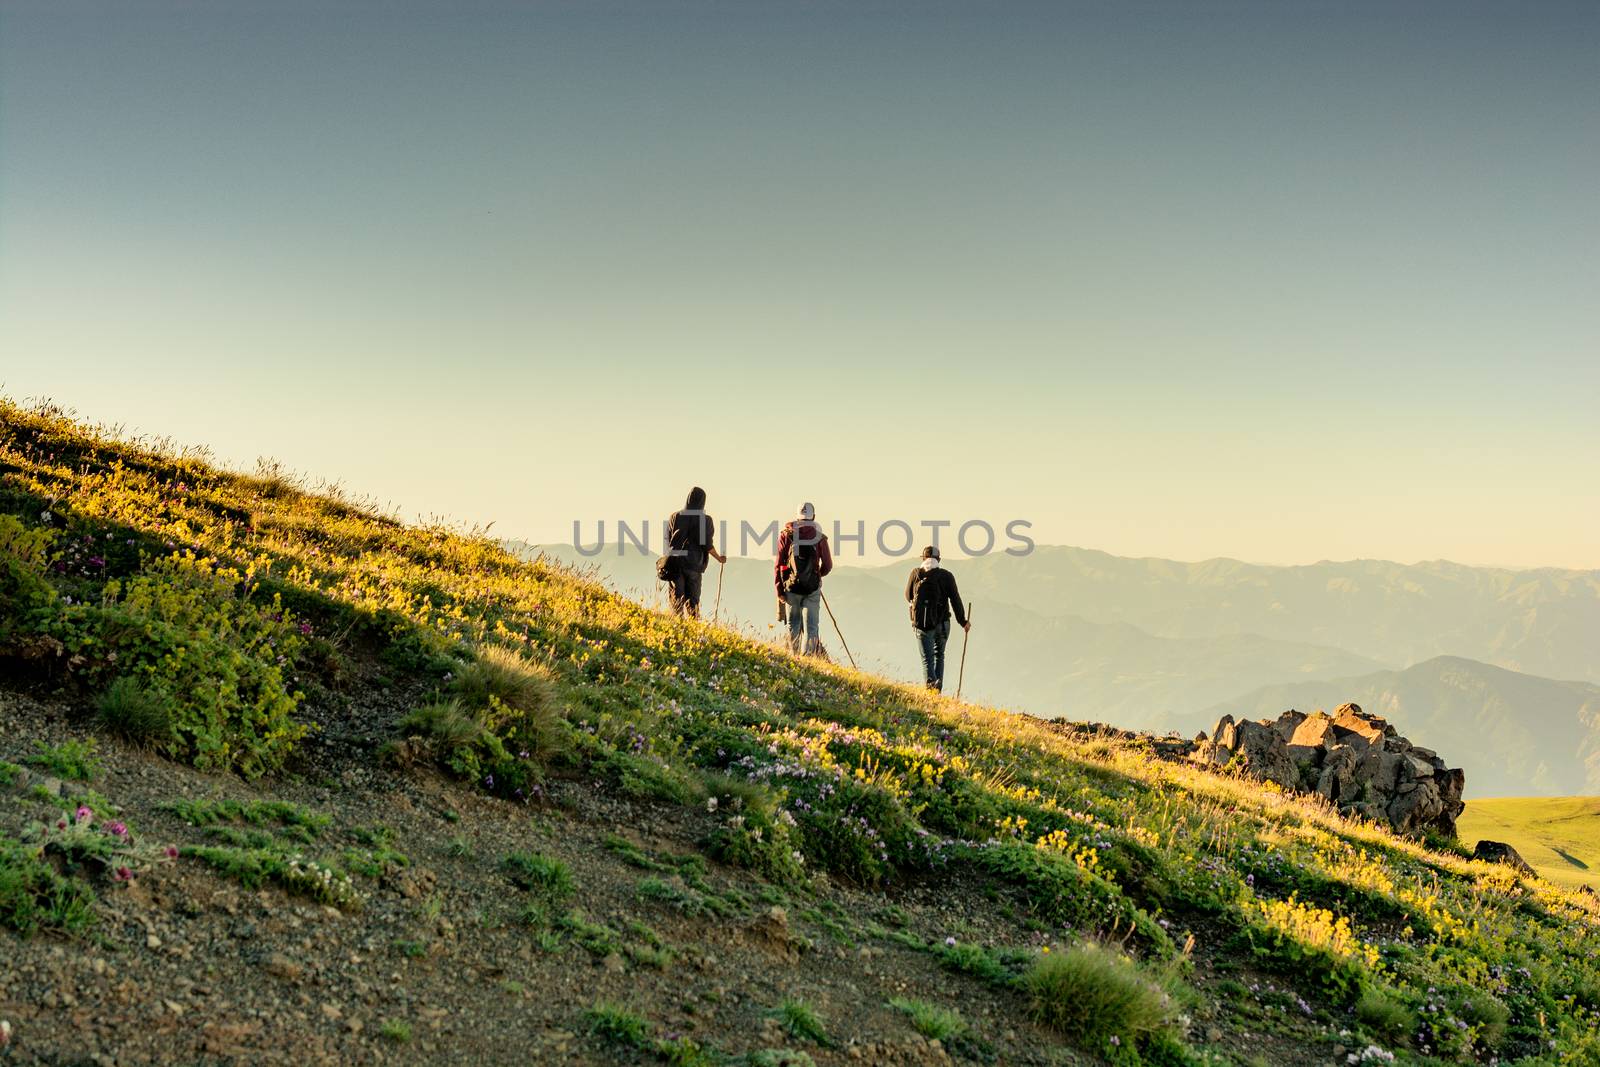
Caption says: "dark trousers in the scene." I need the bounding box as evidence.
[669,568,703,617]
[915,620,952,691]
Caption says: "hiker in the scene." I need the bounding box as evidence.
[661,486,726,617]
[905,545,969,692]
[774,502,832,654]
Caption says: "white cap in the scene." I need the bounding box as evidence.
[796,502,815,520]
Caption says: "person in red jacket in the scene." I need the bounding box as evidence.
[774,502,832,654]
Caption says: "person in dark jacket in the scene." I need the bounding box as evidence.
[774,502,832,654]
[905,545,969,691]
[664,486,726,617]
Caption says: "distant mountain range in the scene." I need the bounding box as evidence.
[515,542,1600,797]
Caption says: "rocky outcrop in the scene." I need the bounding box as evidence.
[1471,840,1535,876]
[1192,703,1466,837]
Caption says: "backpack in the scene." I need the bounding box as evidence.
[910,569,946,630]
[655,553,678,583]
[782,525,821,596]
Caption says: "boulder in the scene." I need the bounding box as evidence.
[1472,840,1534,876]
[1272,709,1308,741]
[1289,714,1339,749]
[1315,746,1360,803]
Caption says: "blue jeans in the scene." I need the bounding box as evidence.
[915,620,952,691]
[784,590,821,653]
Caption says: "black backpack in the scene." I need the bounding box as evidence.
[782,527,821,596]
[910,569,947,629]
[655,553,678,583]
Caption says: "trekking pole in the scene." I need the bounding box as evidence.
[819,592,857,669]
[713,559,725,624]
[956,602,973,699]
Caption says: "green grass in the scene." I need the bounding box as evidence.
[23,738,101,781]
[584,1001,651,1048]
[887,997,968,1042]
[501,850,573,906]
[1458,796,1600,890]
[769,998,829,1046]
[378,1018,411,1043]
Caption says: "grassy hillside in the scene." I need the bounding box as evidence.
[1198,658,1600,798]
[4,397,1600,1066]
[1459,798,1600,892]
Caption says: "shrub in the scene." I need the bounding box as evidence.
[393,694,550,799]
[96,677,176,748]
[50,554,309,777]
[1022,942,1173,1048]
[0,515,57,647]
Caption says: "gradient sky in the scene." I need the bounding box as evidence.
[2,1,1596,567]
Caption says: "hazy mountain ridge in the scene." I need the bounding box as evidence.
[906,547,1600,685]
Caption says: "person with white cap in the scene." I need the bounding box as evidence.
[905,544,969,692]
[774,502,832,655]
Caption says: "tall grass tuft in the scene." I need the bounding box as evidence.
[1022,942,1173,1047]
[451,644,563,760]
[398,699,483,754]
[96,677,176,748]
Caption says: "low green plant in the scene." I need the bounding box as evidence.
[1022,942,1173,1049]
[24,738,101,781]
[0,760,21,786]
[180,845,361,909]
[561,910,621,956]
[887,997,967,1041]
[770,998,829,1046]
[933,940,1024,988]
[656,1036,717,1066]
[164,798,329,836]
[0,834,98,936]
[745,1052,816,1067]
[379,1018,411,1043]
[637,875,736,918]
[343,846,409,879]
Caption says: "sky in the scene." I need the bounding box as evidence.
[2,1,1596,568]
